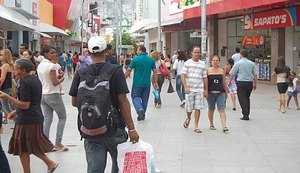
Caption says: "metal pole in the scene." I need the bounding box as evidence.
[81,0,84,53]
[201,0,207,55]
[119,0,123,64]
[158,0,162,53]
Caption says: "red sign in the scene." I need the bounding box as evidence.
[244,7,297,30]
[123,151,148,173]
[242,35,264,46]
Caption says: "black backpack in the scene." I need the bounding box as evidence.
[77,63,119,139]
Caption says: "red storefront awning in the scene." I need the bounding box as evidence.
[183,0,288,20]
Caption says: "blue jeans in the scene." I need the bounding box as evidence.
[131,86,150,113]
[176,75,185,101]
[207,92,226,111]
[84,129,128,173]
[0,88,14,114]
[41,93,67,145]
[0,137,11,173]
[154,74,164,105]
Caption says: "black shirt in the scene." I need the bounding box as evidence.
[69,63,129,125]
[15,75,44,125]
[0,71,12,90]
[208,74,225,93]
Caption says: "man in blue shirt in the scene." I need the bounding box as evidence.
[229,49,258,120]
[125,46,158,121]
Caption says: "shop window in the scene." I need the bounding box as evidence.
[227,20,237,37]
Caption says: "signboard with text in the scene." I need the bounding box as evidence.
[242,35,264,46]
[244,7,297,30]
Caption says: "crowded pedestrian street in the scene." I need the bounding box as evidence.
[1,76,300,173]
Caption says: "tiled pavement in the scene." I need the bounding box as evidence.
[1,76,300,173]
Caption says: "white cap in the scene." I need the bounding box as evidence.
[88,36,107,53]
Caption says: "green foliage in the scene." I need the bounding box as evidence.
[111,33,138,51]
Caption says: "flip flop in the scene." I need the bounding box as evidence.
[48,163,59,173]
[223,127,229,133]
[52,146,69,152]
[183,118,191,128]
[194,128,202,133]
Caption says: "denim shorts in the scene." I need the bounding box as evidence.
[207,92,226,111]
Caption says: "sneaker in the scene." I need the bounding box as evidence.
[180,100,186,108]
[137,111,145,121]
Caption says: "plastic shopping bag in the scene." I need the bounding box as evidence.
[117,140,154,173]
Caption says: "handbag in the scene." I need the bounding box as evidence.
[167,80,174,93]
[159,63,169,78]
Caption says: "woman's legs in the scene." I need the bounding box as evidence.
[208,111,214,128]
[155,75,164,107]
[230,93,236,109]
[280,94,286,112]
[293,95,299,109]
[34,153,57,170]
[287,95,292,108]
[218,110,227,128]
[20,153,30,173]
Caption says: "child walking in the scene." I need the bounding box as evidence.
[287,71,300,110]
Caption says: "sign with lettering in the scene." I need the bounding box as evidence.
[244,7,297,30]
[242,35,264,46]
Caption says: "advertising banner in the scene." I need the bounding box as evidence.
[244,7,297,30]
[242,35,264,46]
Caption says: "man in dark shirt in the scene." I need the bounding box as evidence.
[105,44,118,64]
[69,36,139,173]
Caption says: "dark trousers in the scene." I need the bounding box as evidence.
[0,140,11,173]
[237,81,253,119]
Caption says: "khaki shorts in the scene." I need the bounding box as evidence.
[185,91,205,112]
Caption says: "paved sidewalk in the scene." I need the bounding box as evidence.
[1,77,300,173]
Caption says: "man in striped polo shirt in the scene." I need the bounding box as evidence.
[181,46,208,133]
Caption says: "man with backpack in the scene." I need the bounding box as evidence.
[69,36,139,173]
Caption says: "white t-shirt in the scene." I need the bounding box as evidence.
[231,53,240,64]
[288,78,298,92]
[172,59,185,75]
[181,59,207,92]
[37,58,60,94]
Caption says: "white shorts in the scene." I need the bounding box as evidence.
[185,91,205,112]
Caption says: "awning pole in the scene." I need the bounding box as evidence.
[158,0,162,53]
[201,0,207,55]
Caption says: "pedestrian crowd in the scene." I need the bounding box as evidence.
[0,38,299,173]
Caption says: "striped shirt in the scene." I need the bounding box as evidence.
[181,59,207,92]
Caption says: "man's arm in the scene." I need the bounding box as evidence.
[124,68,132,79]
[181,74,190,94]
[253,75,257,90]
[117,93,139,143]
[71,97,77,107]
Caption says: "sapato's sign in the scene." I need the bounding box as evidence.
[244,7,297,30]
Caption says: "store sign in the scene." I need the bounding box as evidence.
[244,7,297,30]
[242,35,264,46]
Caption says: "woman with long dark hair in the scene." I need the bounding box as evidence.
[22,50,37,75]
[172,50,188,108]
[272,56,291,113]
[224,58,237,110]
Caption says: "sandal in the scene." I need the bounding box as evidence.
[210,126,216,130]
[48,163,59,173]
[223,127,229,133]
[183,118,191,128]
[194,128,202,133]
